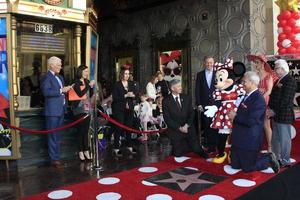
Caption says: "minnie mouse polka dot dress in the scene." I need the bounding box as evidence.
[211,84,245,133]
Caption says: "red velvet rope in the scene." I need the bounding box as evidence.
[0,114,89,134]
[98,110,167,134]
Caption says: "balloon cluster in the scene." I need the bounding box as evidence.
[277,10,300,55]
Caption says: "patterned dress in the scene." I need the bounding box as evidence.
[258,73,278,105]
[211,84,245,134]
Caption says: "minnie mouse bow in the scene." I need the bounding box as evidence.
[214,58,233,71]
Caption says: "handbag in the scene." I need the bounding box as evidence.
[68,86,87,101]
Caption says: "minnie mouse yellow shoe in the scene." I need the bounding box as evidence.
[212,152,227,164]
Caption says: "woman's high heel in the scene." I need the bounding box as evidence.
[79,151,85,161]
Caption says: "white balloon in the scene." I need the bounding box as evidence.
[296,33,300,41]
[291,125,296,139]
[282,39,292,48]
[296,19,300,27]
[278,27,283,34]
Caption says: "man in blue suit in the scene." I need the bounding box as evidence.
[41,56,72,168]
[228,71,280,173]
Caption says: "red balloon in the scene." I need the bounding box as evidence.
[288,18,296,27]
[287,32,296,41]
[294,26,300,33]
[282,10,292,20]
[287,46,297,54]
[293,41,300,47]
[284,26,293,33]
[278,20,288,27]
[277,41,282,48]
[291,11,300,20]
[296,48,300,54]
[277,14,284,21]
[279,48,287,55]
[278,33,287,41]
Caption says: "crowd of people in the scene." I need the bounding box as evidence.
[41,55,297,174]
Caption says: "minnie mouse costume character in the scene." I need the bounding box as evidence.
[205,58,246,164]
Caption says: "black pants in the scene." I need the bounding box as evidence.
[113,110,134,149]
[217,134,228,156]
[202,114,219,151]
[74,114,90,152]
[170,128,202,157]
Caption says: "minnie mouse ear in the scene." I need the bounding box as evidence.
[233,62,246,77]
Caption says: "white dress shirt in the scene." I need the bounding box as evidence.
[205,69,213,88]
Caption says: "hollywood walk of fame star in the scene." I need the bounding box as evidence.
[292,66,300,76]
[288,61,293,66]
[155,171,215,191]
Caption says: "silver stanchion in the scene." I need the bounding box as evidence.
[91,83,103,171]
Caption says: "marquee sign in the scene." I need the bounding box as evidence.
[43,0,64,6]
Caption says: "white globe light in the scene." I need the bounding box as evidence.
[296,33,300,41]
[296,19,300,27]
[282,39,292,48]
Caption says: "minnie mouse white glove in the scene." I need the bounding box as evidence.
[204,105,218,118]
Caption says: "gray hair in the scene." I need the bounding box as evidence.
[47,56,61,68]
[244,71,260,86]
[169,79,181,88]
[275,59,289,73]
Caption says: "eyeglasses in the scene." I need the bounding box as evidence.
[163,67,182,76]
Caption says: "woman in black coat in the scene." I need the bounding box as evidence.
[112,67,138,156]
[72,65,95,161]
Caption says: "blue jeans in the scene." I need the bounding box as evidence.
[271,120,292,165]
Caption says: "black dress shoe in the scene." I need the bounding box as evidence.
[51,161,65,169]
[198,149,208,159]
[269,152,280,173]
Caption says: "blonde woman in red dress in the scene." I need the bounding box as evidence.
[247,55,278,152]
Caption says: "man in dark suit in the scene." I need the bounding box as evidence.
[163,79,207,158]
[195,56,218,153]
[41,56,72,168]
[268,59,297,168]
[228,71,279,173]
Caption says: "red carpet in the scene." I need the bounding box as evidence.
[23,121,300,200]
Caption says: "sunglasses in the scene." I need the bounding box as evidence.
[163,67,182,76]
